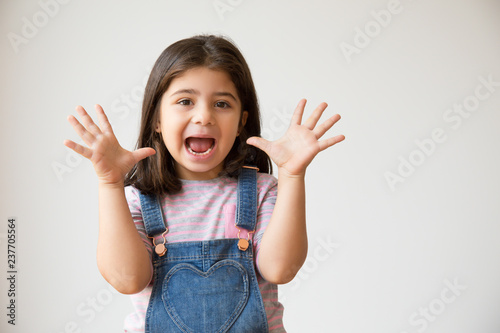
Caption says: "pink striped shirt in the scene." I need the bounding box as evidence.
[123,172,286,332]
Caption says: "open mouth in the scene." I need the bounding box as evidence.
[185,137,216,156]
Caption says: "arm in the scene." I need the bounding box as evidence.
[258,172,307,284]
[64,105,156,294]
[97,183,152,294]
[247,99,345,284]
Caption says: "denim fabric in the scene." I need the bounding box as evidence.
[140,193,167,237]
[139,167,269,333]
[235,167,258,231]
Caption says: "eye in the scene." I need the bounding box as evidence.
[215,101,230,109]
[178,99,193,106]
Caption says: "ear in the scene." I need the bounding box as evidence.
[238,111,248,135]
[155,121,161,133]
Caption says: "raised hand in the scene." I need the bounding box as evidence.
[246,99,345,177]
[63,104,155,186]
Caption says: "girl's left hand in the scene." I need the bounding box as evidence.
[246,99,345,177]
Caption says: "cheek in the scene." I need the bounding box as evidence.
[163,122,188,151]
[159,113,181,134]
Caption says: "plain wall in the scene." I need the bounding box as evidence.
[1,0,500,332]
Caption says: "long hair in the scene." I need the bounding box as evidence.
[124,35,272,195]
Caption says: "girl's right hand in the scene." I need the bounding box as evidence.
[63,104,156,186]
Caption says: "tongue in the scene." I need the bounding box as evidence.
[186,138,214,153]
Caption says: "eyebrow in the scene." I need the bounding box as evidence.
[170,89,238,102]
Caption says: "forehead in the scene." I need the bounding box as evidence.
[167,67,238,96]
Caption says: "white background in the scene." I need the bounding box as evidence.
[1,0,500,332]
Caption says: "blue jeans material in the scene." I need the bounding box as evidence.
[138,167,269,333]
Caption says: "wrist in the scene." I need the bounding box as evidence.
[277,167,306,180]
[98,179,125,190]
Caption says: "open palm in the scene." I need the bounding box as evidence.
[63,104,155,185]
[247,99,345,177]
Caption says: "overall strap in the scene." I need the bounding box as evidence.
[236,166,258,231]
[138,192,166,238]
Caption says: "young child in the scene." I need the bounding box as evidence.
[64,35,344,332]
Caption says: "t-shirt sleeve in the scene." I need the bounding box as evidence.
[124,186,154,259]
[253,173,278,277]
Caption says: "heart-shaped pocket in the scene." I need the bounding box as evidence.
[162,260,249,333]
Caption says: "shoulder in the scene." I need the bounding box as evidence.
[256,173,277,204]
[124,184,139,198]
[256,172,277,190]
[124,185,139,197]
[124,185,142,209]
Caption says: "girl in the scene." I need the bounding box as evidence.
[64,35,344,332]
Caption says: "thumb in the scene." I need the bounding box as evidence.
[132,147,156,164]
[246,136,271,155]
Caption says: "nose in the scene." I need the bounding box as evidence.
[191,103,215,126]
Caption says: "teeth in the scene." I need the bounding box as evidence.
[187,142,214,156]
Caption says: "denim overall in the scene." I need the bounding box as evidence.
[138,167,269,333]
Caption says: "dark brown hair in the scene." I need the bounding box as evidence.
[124,34,272,195]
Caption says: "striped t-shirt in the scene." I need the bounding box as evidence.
[123,172,286,332]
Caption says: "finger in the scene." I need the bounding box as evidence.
[290,99,307,125]
[318,134,346,152]
[63,139,93,159]
[94,104,115,134]
[304,102,328,130]
[75,105,103,136]
[246,136,272,155]
[314,114,341,139]
[132,147,156,164]
[67,114,96,147]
